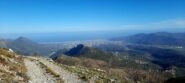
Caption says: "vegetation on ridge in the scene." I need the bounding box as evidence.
[0,48,29,83]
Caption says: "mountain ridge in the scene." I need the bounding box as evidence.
[0,37,52,56]
[112,32,185,46]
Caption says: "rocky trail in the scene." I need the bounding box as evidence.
[24,58,58,83]
[24,56,86,83]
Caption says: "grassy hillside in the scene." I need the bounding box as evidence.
[64,44,114,62]
[55,55,171,83]
[0,48,28,83]
[127,45,185,77]
[52,44,175,82]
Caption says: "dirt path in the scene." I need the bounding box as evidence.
[24,59,57,83]
[25,56,87,83]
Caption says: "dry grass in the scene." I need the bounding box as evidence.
[0,48,29,83]
[124,68,170,83]
[56,55,108,68]
[38,61,64,83]
[0,48,16,58]
[55,55,171,83]
[56,56,129,82]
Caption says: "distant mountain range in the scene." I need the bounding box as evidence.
[1,31,185,55]
[112,32,185,46]
[0,37,125,56]
[0,37,52,55]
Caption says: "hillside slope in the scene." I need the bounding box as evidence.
[1,48,128,83]
[64,44,114,61]
[0,48,28,83]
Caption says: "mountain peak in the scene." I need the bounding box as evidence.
[76,44,85,49]
[14,36,35,43]
[64,44,86,56]
[16,36,30,41]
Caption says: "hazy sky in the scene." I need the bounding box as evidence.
[0,0,185,34]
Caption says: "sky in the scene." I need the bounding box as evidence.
[0,0,185,42]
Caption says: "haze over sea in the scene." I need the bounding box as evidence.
[1,0,185,42]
